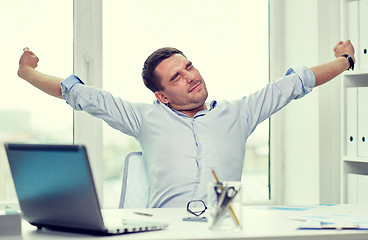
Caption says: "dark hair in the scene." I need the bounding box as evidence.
[142,47,185,93]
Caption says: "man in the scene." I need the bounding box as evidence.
[18,41,355,208]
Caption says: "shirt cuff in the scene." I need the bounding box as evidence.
[61,75,84,99]
[285,66,315,94]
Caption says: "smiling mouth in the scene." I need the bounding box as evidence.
[189,82,201,93]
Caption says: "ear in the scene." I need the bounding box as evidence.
[155,91,169,104]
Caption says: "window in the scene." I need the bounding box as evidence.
[102,0,269,207]
[0,0,269,207]
[0,1,73,203]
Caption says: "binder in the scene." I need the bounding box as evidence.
[347,173,358,204]
[346,87,358,156]
[359,0,368,69]
[357,87,368,157]
[357,174,368,203]
[347,0,359,68]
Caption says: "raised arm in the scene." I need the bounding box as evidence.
[311,40,355,87]
[17,48,63,98]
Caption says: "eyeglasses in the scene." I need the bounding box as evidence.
[187,200,207,217]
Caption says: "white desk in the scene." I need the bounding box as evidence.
[16,204,368,240]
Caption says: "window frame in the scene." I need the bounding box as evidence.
[74,0,280,206]
[73,0,104,202]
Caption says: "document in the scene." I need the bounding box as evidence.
[295,213,368,230]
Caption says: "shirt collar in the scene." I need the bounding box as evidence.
[157,100,217,118]
[208,100,217,110]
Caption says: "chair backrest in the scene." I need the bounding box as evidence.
[119,151,150,208]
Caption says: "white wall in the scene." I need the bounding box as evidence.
[317,0,342,204]
[271,0,341,205]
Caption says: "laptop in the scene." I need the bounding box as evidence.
[4,143,168,235]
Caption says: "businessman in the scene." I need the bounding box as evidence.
[18,40,355,208]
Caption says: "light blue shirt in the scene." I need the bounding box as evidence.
[61,66,315,208]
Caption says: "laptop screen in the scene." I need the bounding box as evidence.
[5,143,105,231]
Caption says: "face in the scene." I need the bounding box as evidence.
[154,54,208,114]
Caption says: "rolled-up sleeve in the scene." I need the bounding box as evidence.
[61,75,84,101]
[285,66,315,98]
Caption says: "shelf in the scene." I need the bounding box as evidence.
[343,73,368,87]
[342,156,368,163]
[343,69,368,76]
[340,0,368,204]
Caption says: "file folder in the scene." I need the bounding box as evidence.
[347,0,360,68]
[357,87,368,157]
[346,87,358,156]
[357,174,368,203]
[347,173,358,204]
[359,0,368,69]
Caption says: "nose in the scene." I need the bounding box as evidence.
[183,71,196,83]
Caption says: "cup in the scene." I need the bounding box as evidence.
[207,181,242,231]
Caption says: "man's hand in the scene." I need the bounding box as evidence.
[17,47,63,99]
[18,48,39,79]
[311,40,356,87]
[18,48,39,75]
[333,40,355,63]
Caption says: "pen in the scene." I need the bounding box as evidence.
[133,211,153,217]
[211,169,240,226]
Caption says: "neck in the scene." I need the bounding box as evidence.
[178,104,207,118]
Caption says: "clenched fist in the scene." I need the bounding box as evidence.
[19,48,39,69]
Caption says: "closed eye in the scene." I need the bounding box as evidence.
[186,62,194,70]
[170,61,194,82]
[170,72,180,82]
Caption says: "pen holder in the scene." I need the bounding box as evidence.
[207,181,242,231]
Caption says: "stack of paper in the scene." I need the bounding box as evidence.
[294,213,368,230]
[0,207,21,237]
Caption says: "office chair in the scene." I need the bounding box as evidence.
[119,151,150,208]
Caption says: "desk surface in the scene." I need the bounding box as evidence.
[15,204,368,240]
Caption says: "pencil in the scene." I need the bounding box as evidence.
[211,169,240,226]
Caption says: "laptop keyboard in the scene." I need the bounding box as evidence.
[105,220,168,234]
